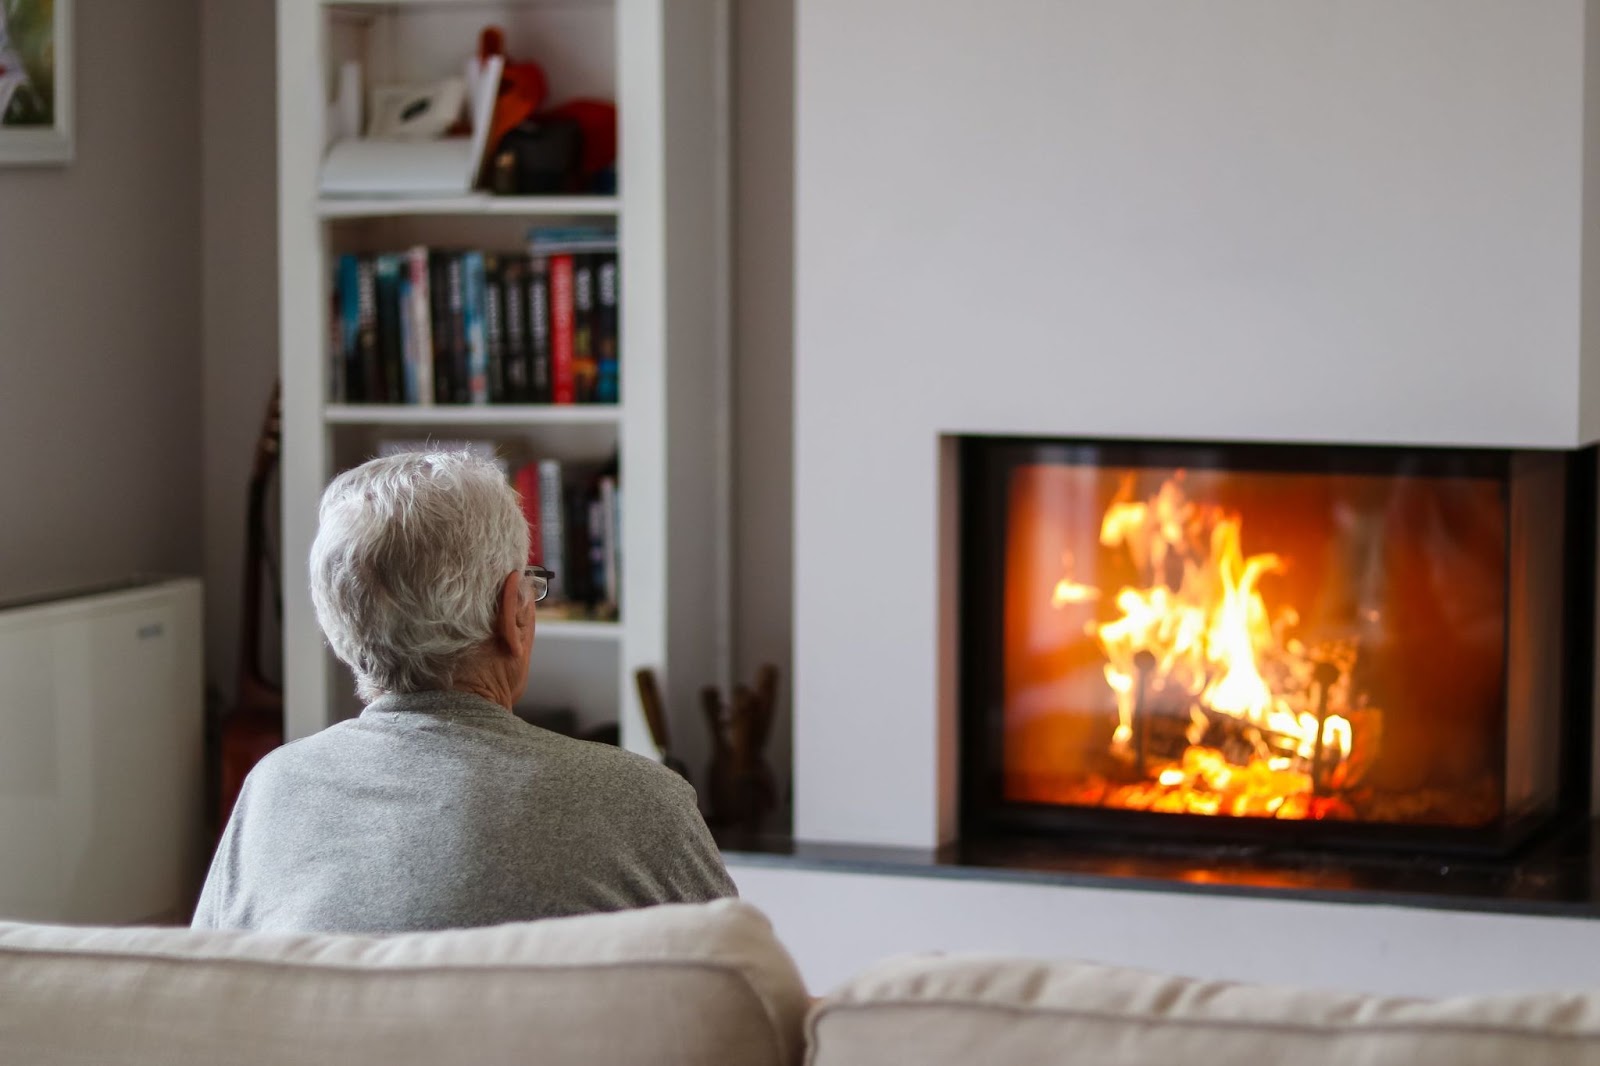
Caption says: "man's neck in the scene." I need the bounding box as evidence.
[450,674,515,712]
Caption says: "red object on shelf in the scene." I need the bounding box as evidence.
[544,99,617,187]
[480,26,549,163]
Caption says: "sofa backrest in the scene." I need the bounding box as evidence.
[807,954,1600,1066]
[0,899,808,1066]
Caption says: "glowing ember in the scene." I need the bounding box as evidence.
[1051,473,1371,820]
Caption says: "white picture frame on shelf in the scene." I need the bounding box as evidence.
[0,0,72,166]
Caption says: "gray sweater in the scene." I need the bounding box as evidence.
[193,690,736,933]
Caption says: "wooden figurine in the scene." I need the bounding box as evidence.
[701,664,780,830]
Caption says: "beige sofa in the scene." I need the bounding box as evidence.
[5,899,1600,1065]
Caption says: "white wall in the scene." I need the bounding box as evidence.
[793,0,1600,848]
[200,0,280,707]
[0,0,202,603]
[730,859,1600,997]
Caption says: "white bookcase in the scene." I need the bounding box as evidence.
[275,0,731,771]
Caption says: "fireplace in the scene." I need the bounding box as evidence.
[960,437,1595,855]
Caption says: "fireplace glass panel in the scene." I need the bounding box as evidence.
[962,439,1584,851]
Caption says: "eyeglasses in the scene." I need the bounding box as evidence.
[522,566,555,603]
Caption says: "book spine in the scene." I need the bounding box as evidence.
[528,256,553,404]
[549,254,576,404]
[428,252,454,405]
[572,254,597,404]
[514,462,542,565]
[329,283,344,404]
[375,254,405,404]
[398,268,417,403]
[336,254,361,403]
[501,257,529,403]
[596,253,619,405]
[599,474,619,614]
[612,483,622,612]
[587,494,605,610]
[407,247,434,405]
[537,459,566,602]
[483,254,507,404]
[446,255,469,403]
[356,256,380,403]
[565,482,592,607]
[463,251,489,404]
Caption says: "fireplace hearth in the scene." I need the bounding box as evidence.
[960,437,1596,856]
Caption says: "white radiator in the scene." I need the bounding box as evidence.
[0,577,204,924]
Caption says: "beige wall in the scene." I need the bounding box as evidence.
[200,0,279,703]
[0,0,202,603]
[732,0,795,814]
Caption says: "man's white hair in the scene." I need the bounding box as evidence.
[310,450,529,701]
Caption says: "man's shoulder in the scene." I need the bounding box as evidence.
[536,728,692,794]
[243,719,369,781]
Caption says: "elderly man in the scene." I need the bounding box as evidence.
[194,451,735,933]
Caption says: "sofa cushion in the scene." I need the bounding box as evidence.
[808,954,1600,1066]
[0,898,807,1066]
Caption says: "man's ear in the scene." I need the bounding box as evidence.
[495,570,524,649]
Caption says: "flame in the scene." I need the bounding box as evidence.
[1051,552,1102,606]
[1048,474,1368,819]
[1051,579,1101,606]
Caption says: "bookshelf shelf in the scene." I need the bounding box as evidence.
[317,195,620,220]
[324,404,623,426]
[535,619,624,641]
[326,1,610,11]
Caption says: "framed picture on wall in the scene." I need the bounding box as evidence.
[0,0,71,165]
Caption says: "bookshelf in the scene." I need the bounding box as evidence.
[276,0,731,771]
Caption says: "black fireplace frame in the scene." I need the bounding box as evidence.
[958,435,1597,858]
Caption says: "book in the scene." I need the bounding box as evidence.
[572,254,598,403]
[428,251,455,404]
[328,282,344,403]
[501,256,530,403]
[513,462,542,565]
[445,254,469,403]
[528,256,553,404]
[356,257,381,403]
[336,254,362,403]
[565,480,593,606]
[537,459,566,601]
[398,266,418,403]
[405,247,435,405]
[462,251,490,404]
[528,225,619,255]
[483,254,507,404]
[375,254,405,403]
[599,474,619,613]
[549,254,576,404]
[586,492,605,608]
[595,253,619,405]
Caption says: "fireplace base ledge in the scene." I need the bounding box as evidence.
[717,819,1600,921]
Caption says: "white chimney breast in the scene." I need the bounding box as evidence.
[795,0,1599,847]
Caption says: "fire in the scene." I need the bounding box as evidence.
[1050,553,1102,606]
[1052,473,1366,820]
